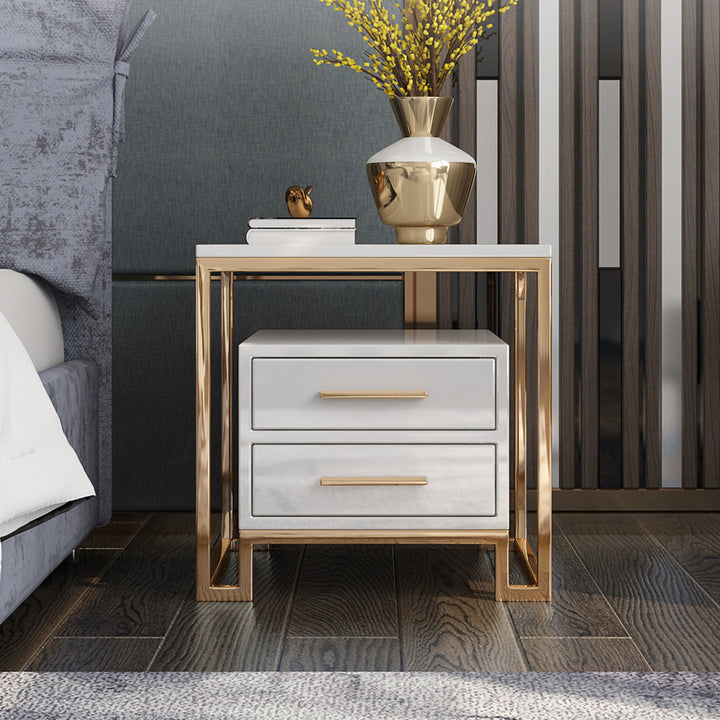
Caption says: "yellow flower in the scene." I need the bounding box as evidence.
[311,0,519,97]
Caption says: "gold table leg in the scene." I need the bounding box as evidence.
[196,263,247,601]
[514,272,528,544]
[196,257,552,603]
[496,260,552,601]
[404,271,438,328]
[195,261,214,600]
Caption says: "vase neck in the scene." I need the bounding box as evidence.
[389,97,453,137]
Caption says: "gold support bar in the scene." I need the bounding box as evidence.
[320,476,428,486]
[515,272,528,543]
[195,261,213,601]
[196,254,552,603]
[319,390,428,400]
[535,259,553,600]
[404,271,438,328]
[220,272,234,545]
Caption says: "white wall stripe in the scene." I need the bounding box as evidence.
[476,79,498,245]
[599,80,621,268]
[539,0,560,487]
[661,0,683,487]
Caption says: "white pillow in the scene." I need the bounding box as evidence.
[0,269,64,372]
[0,310,94,542]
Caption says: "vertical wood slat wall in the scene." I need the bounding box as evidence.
[560,0,663,489]
[449,0,719,492]
[559,0,577,490]
[579,1,599,489]
[683,0,720,489]
[448,1,539,487]
[495,0,539,487]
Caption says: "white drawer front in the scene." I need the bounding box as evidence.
[251,358,496,430]
[252,444,497,518]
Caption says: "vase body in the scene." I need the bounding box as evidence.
[366,97,476,244]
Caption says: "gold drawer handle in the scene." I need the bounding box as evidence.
[319,391,428,400]
[320,476,428,486]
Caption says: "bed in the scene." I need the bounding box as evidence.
[0,270,100,624]
[0,2,155,625]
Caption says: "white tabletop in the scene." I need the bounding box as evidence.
[196,244,552,259]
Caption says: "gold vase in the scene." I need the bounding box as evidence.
[366,97,476,244]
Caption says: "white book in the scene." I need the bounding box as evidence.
[249,218,356,230]
[246,228,355,245]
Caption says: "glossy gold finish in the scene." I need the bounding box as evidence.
[285,185,313,218]
[389,97,453,137]
[196,253,552,603]
[367,97,476,244]
[535,260,553,600]
[115,274,403,282]
[403,272,437,328]
[221,273,234,545]
[320,476,428,486]
[515,272,528,543]
[195,262,212,601]
[319,390,428,400]
[239,529,506,544]
[367,161,477,244]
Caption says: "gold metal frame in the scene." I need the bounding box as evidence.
[196,253,552,602]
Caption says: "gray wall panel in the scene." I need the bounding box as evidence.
[113,279,403,510]
[113,0,398,273]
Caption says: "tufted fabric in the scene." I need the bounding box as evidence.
[40,360,99,491]
[0,1,154,523]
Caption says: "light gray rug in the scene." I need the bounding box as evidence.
[0,672,718,720]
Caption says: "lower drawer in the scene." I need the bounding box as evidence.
[251,444,497,518]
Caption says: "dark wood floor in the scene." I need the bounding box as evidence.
[1,512,719,671]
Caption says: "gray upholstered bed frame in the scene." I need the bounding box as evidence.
[0,360,99,623]
[0,2,154,625]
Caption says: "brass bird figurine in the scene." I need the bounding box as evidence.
[286,185,313,218]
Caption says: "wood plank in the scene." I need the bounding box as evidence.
[279,637,401,672]
[558,0,577,489]
[681,0,699,488]
[287,545,397,637]
[521,637,650,671]
[499,2,520,486]
[506,532,629,639]
[436,273,452,329]
[24,638,160,672]
[458,47,477,330]
[702,0,720,488]
[54,533,195,638]
[621,0,642,488]
[138,511,197,536]
[643,0,662,487]
[579,0,599,488]
[528,488,720,512]
[79,519,146,549]
[0,549,118,671]
[150,546,302,671]
[557,513,720,670]
[396,545,526,671]
[523,0,539,490]
[437,78,453,329]
[637,513,720,606]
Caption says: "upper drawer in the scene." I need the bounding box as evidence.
[251,357,496,430]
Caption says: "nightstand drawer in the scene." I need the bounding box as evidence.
[251,357,496,430]
[251,444,497,518]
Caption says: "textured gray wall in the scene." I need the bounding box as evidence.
[113,0,398,272]
[113,281,402,510]
[112,0,404,509]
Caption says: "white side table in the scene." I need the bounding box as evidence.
[195,245,552,601]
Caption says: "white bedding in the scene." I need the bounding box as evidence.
[0,310,95,573]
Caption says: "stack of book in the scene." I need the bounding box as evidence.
[246,218,356,245]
